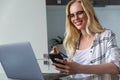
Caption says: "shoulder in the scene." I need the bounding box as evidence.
[100,29,115,38]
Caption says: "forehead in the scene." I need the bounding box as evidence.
[69,2,83,13]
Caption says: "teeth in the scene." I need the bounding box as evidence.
[76,21,82,25]
[76,22,81,24]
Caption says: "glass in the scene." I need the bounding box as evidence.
[68,10,84,19]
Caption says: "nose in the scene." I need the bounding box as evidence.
[74,14,79,20]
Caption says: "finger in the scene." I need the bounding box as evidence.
[53,63,65,68]
[56,68,69,75]
[63,60,67,65]
[53,47,56,53]
[56,67,68,72]
[53,63,70,70]
[53,46,60,53]
[55,58,67,65]
[50,50,54,53]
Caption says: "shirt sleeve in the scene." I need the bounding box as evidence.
[106,31,120,69]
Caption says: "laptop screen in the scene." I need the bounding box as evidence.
[0,41,44,80]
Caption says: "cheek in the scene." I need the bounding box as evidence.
[70,18,76,25]
[84,18,88,24]
[82,16,88,25]
[84,14,88,22]
[70,19,74,25]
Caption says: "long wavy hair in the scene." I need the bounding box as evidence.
[63,0,105,59]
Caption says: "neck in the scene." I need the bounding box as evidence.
[80,29,93,38]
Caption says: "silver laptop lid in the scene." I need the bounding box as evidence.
[0,41,44,80]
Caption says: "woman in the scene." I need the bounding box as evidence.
[51,0,120,79]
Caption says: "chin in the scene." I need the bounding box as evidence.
[76,26,83,30]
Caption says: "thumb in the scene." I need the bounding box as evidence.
[53,46,60,53]
[54,47,57,53]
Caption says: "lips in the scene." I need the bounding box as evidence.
[75,20,83,26]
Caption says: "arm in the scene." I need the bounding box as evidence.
[53,59,119,75]
[53,30,120,75]
[78,62,119,74]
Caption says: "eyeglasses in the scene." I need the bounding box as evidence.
[68,10,84,19]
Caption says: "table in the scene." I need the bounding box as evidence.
[0,73,119,80]
[41,74,120,80]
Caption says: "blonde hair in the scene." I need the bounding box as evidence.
[63,0,105,60]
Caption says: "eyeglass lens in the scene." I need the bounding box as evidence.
[68,10,84,18]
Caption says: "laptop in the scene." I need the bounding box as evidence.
[0,41,44,80]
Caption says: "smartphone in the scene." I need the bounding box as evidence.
[49,53,64,65]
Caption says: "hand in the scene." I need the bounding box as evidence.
[53,58,81,75]
[50,46,60,53]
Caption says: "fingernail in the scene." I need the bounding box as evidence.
[55,58,58,61]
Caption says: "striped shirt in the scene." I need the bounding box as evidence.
[72,29,120,79]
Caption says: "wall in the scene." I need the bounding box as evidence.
[47,6,66,51]
[0,0,50,73]
[94,6,120,47]
[47,6,120,47]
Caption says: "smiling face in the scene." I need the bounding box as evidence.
[69,1,88,30]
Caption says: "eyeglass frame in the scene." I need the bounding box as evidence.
[68,10,85,19]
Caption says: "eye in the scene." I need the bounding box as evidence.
[68,14,74,18]
[76,11,84,15]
